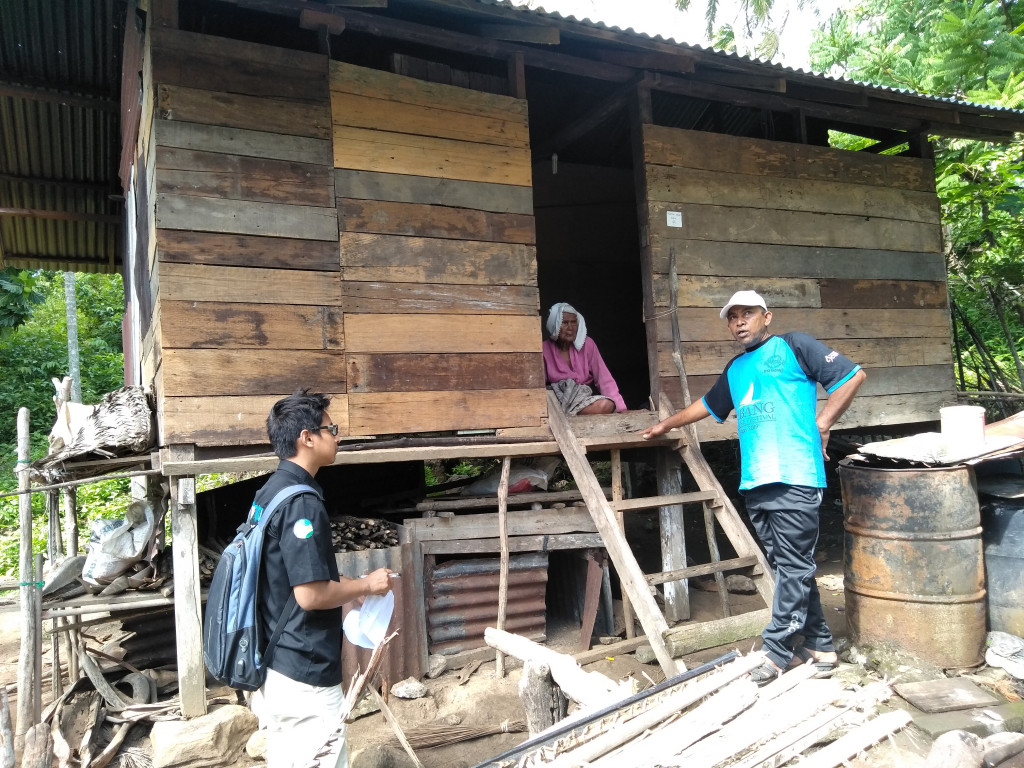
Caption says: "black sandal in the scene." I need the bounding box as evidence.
[749,660,783,687]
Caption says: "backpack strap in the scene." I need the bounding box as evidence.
[254,483,321,668]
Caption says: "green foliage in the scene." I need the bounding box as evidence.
[811,0,1024,392]
[0,272,125,446]
[0,268,44,332]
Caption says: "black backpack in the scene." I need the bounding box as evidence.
[203,483,319,691]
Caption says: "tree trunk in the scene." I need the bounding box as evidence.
[987,285,1024,388]
[518,660,567,736]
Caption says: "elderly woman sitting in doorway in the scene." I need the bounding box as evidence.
[543,302,627,415]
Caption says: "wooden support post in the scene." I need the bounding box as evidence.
[33,553,42,714]
[0,686,13,768]
[168,445,206,717]
[656,450,689,622]
[704,501,731,618]
[518,660,567,736]
[21,723,52,768]
[546,393,680,677]
[578,550,605,650]
[610,450,634,639]
[63,487,78,556]
[46,491,62,561]
[495,456,511,679]
[16,407,37,752]
[507,52,526,99]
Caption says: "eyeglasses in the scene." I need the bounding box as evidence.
[311,424,339,437]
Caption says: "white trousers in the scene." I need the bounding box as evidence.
[251,668,348,768]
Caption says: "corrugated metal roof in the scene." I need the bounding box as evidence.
[0,0,125,274]
[486,0,1024,116]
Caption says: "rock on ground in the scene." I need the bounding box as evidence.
[150,704,258,768]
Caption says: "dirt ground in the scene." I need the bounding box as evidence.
[0,549,848,768]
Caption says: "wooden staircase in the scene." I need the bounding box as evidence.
[546,391,775,677]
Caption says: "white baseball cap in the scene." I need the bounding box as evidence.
[720,290,768,319]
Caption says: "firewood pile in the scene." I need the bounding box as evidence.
[484,628,912,768]
[330,516,399,552]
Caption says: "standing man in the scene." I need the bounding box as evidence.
[251,389,392,767]
[642,291,865,684]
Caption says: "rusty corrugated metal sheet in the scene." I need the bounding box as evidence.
[0,0,125,273]
[337,540,426,690]
[426,552,548,655]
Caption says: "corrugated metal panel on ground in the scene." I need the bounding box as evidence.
[426,551,547,655]
[337,538,426,690]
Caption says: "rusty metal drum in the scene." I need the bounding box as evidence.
[839,460,985,668]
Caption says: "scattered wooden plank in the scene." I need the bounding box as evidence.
[642,124,936,192]
[339,198,535,244]
[335,169,533,214]
[484,628,630,707]
[156,193,338,241]
[340,232,536,286]
[154,119,333,165]
[646,164,941,223]
[331,91,529,148]
[659,336,953,377]
[340,282,539,315]
[796,710,912,768]
[155,146,334,207]
[655,307,952,343]
[157,263,341,305]
[157,84,332,139]
[663,608,771,657]
[159,301,343,350]
[348,389,546,435]
[347,352,543,393]
[159,393,348,446]
[650,240,946,281]
[647,202,943,253]
[420,534,604,555]
[894,678,1001,713]
[404,508,597,541]
[345,313,540,353]
[157,229,339,271]
[333,126,531,186]
[330,60,529,121]
[161,349,345,396]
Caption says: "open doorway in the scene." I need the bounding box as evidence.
[532,160,649,411]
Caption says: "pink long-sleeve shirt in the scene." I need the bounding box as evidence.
[542,337,627,412]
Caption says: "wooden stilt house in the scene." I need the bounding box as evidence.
[106,0,1024,715]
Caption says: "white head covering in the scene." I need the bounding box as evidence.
[546,302,587,351]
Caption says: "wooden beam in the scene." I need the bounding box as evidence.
[0,173,118,195]
[693,69,786,92]
[299,7,346,34]
[611,491,719,512]
[546,391,681,677]
[646,556,759,586]
[596,50,695,74]
[480,23,560,44]
[337,7,635,82]
[0,208,120,224]
[533,73,650,160]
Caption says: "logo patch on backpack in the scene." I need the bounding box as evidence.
[293,519,314,539]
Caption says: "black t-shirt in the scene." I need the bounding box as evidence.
[255,460,342,686]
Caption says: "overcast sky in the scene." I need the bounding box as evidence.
[515,0,847,70]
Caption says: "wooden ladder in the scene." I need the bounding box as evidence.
[545,391,775,678]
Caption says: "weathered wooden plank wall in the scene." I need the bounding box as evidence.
[641,125,953,441]
[332,61,546,436]
[146,28,341,446]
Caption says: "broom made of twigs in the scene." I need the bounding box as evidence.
[305,630,398,767]
[401,719,527,749]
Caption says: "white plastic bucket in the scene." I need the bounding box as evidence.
[940,405,987,450]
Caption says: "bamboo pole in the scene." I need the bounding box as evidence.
[495,456,511,679]
[16,408,39,753]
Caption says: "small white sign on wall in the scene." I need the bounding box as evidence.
[666,210,683,228]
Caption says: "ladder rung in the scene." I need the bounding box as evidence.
[578,429,687,450]
[611,491,719,512]
[645,556,759,586]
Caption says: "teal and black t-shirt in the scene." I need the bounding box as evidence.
[701,333,861,491]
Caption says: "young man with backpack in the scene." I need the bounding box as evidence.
[250,390,392,768]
